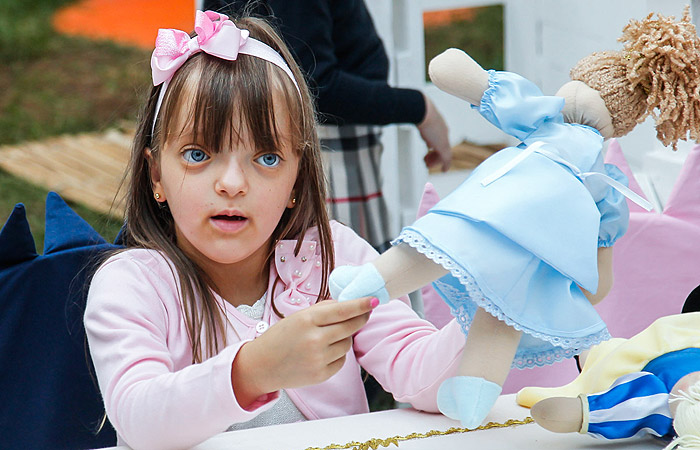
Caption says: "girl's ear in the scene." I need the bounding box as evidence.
[287,191,296,209]
[145,148,166,202]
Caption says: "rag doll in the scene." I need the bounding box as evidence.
[525,312,700,450]
[330,9,700,428]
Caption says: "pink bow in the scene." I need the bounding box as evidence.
[273,240,323,317]
[151,10,250,86]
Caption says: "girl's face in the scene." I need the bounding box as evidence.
[150,96,299,270]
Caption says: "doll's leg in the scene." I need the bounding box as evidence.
[437,309,522,428]
[330,243,448,303]
[533,372,673,439]
[458,309,522,385]
[375,244,449,299]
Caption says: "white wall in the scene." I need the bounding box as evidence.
[369,0,698,223]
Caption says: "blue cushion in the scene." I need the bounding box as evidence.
[0,192,119,449]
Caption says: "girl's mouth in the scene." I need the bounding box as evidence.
[211,214,248,232]
[212,214,245,221]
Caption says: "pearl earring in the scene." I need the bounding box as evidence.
[154,193,161,200]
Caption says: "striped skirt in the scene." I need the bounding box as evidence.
[318,124,391,251]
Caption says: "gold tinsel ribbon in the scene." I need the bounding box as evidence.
[303,417,534,450]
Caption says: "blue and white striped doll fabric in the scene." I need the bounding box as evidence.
[583,348,700,440]
[584,372,673,439]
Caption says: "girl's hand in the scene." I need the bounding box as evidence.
[418,94,452,172]
[231,296,377,408]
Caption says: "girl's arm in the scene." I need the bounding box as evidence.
[354,301,466,412]
[85,252,270,450]
[87,250,376,449]
[263,0,426,126]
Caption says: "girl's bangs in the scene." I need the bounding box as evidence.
[163,53,303,155]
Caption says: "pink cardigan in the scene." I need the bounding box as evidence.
[85,221,465,449]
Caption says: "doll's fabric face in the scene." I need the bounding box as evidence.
[556,81,614,139]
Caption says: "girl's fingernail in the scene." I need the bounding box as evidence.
[370,297,380,309]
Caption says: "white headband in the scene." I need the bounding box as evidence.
[150,10,300,137]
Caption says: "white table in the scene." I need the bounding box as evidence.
[105,394,667,450]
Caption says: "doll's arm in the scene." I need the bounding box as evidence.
[579,162,630,305]
[580,247,613,305]
[428,48,489,107]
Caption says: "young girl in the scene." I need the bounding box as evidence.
[84,11,466,450]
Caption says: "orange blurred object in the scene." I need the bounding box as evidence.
[53,0,195,49]
[423,7,476,27]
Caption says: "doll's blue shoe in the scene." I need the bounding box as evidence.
[328,263,390,304]
[437,376,502,429]
[329,265,361,300]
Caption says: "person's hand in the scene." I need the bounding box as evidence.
[417,94,452,172]
[231,296,377,407]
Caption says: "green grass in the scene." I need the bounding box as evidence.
[0,0,76,61]
[424,5,504,81]
[0,0,150,249]
[0,168,123,249]
[0,36,150,146]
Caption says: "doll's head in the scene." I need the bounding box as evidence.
[668,376,700,450]
[119,13,334,360]
[558,8,700,147]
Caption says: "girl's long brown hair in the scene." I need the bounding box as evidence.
[118,16,333,363]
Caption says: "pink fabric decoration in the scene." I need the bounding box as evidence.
[151,11,249,86]
[594,139,700,337]
[272,240,323,317]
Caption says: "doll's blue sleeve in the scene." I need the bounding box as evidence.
[597,163,630,247]
[476,70,565,141]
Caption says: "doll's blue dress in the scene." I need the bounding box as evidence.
[394,71,622,369]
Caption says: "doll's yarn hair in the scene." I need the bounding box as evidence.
[570,8,700,148]
[665,382,700,450]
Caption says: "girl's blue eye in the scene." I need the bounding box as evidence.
[183,149,209,163]
[256,153,281,167]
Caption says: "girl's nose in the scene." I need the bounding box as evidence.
[215,155,248,196]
